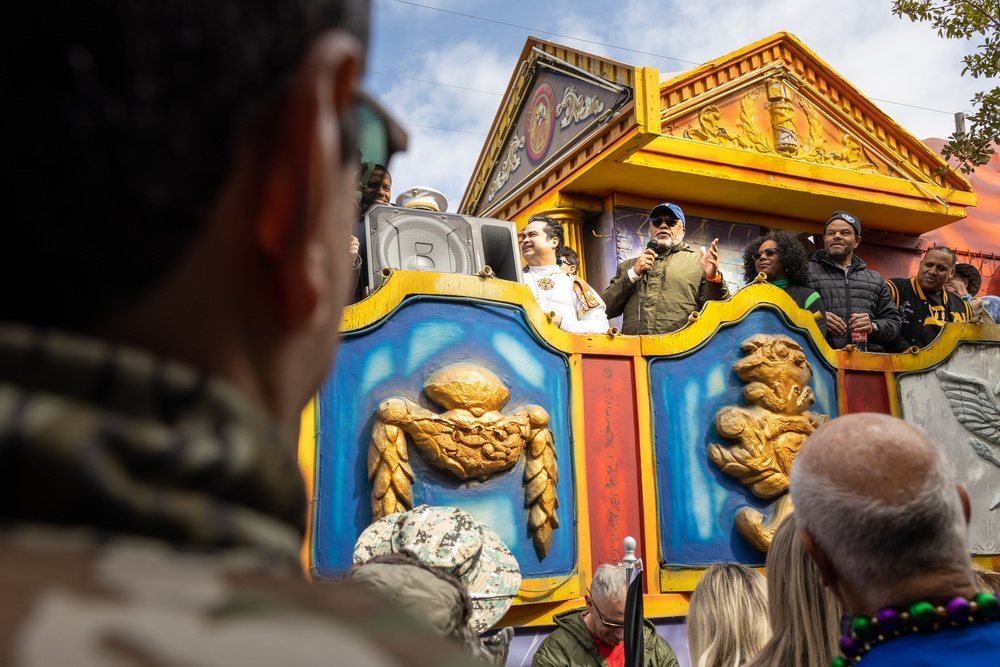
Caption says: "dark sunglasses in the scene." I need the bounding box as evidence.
[651,217,682,228]
[356,89,407,170]
[588,591,624,629]
[355,89,407,213]
[752,248,779,261]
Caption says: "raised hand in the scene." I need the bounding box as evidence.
[699,238,720,279]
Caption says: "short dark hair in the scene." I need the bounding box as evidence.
[559,246,580,270]
[5,1,370,331]
[528,215,564,256]
[924,246,958,267]
[741,230,812,286]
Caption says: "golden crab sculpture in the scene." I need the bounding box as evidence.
[367,364,559,559]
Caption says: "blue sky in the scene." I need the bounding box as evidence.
[364,0,996,212]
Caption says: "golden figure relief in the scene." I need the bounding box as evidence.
[368,364,560,558]
[766,78,797,155]
[529,100,550,155]
[708,335,828,551]
[682,74,880,174]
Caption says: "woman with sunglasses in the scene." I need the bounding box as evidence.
[741,231,827,336]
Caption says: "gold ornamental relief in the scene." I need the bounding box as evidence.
[367,364,559,559]
[682,75,881,174]
[708,335,828,551]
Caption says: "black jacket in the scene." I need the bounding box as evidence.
[887,277,972,350]
[807,251,901,351]
[781,283,827,337]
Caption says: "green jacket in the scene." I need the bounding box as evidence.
[531,609,680,667]
[602,243,729,335]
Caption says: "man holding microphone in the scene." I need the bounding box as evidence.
[602,203,729,336]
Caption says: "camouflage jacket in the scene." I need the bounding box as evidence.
[0,325,478,666]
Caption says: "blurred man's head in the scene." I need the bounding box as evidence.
[7,1,404,424]
[790,413,973,614]
[917,247,957,293]
[584,564,627,646]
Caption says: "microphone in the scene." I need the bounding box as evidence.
[639,240,662,285]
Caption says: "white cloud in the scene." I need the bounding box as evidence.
[367,0,996,217]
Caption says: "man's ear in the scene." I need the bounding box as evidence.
[252,32,363,331]
[854,234,862,250]
[957,483,971,525]
[798,527,838,589]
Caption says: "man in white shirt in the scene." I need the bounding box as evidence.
[520,216,609,334]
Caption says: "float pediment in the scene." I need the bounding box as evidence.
[668,69,889,177]
[461,38,636,218]
[642,32,974,229]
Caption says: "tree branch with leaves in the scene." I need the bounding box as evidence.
[892,0,999,173]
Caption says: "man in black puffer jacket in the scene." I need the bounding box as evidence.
[808,211,901,351]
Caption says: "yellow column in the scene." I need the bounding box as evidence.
[536,208,587,279]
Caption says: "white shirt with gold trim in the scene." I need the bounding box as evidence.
[524,265,609,335]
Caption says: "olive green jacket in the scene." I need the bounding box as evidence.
[531,609,680,667]
[602,243,729,336]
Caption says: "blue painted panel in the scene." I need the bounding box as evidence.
[313,297,575,579]
[650,309,839,566]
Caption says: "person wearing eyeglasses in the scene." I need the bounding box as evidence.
[559,247,581,276]
[0,3,485,666]
[741,231,827,336]
[531,564,680,667]
[602,203,729,336]
[807,211,901,351]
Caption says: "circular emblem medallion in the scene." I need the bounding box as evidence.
[537,277,555,291]
[526,84,555,161]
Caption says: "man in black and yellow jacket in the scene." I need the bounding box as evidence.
[888,246,972,351]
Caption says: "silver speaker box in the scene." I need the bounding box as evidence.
[364,205,523,290]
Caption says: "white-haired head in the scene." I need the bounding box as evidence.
[590,563,627,607]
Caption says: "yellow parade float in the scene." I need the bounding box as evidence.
[300,31,1000,662]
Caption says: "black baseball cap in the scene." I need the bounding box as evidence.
[824,211,861,236]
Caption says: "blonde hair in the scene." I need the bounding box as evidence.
[687,563,770,667]
[744,516,843,667]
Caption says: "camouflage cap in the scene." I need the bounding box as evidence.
[354,505,521,634]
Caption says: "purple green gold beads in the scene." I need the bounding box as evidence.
[974,591,1000,619]
[852,615,877,641]
[909,601,938,629]
[946,596,972,623]
[876,607,902,632]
